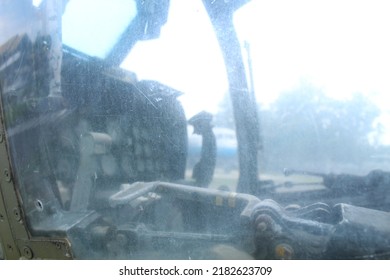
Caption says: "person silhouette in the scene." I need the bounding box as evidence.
[188,111,216,187]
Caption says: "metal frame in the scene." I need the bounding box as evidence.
[0,84,72,260]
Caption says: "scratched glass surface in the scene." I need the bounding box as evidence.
[0,0,389,260]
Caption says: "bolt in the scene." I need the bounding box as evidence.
[257,222,267,232]
[255,214,274,235]
[35,200,44,211]
[0,213,4,221]
[23,246,33,259]
[275,243,294,260]
[4,169,11,182]
[0,132,3,143]
[7,244,13,251]
[13,208,21,222]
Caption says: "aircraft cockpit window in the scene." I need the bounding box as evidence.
[1,0,390,260]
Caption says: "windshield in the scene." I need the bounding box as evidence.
[0,0,389,260]
[124,0,390,201]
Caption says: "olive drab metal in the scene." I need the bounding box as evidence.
[0,0,72,259]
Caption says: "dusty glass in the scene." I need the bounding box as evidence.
[0,0,389,260]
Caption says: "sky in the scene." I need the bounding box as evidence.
[122,0,390,120]
[62,0,137,58]
[121,0,228,118]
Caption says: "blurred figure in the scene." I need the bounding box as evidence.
[188,111,216,187]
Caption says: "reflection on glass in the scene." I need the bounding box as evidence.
[0,0,390,260]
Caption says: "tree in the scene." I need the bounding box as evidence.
[260,83,380,171]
